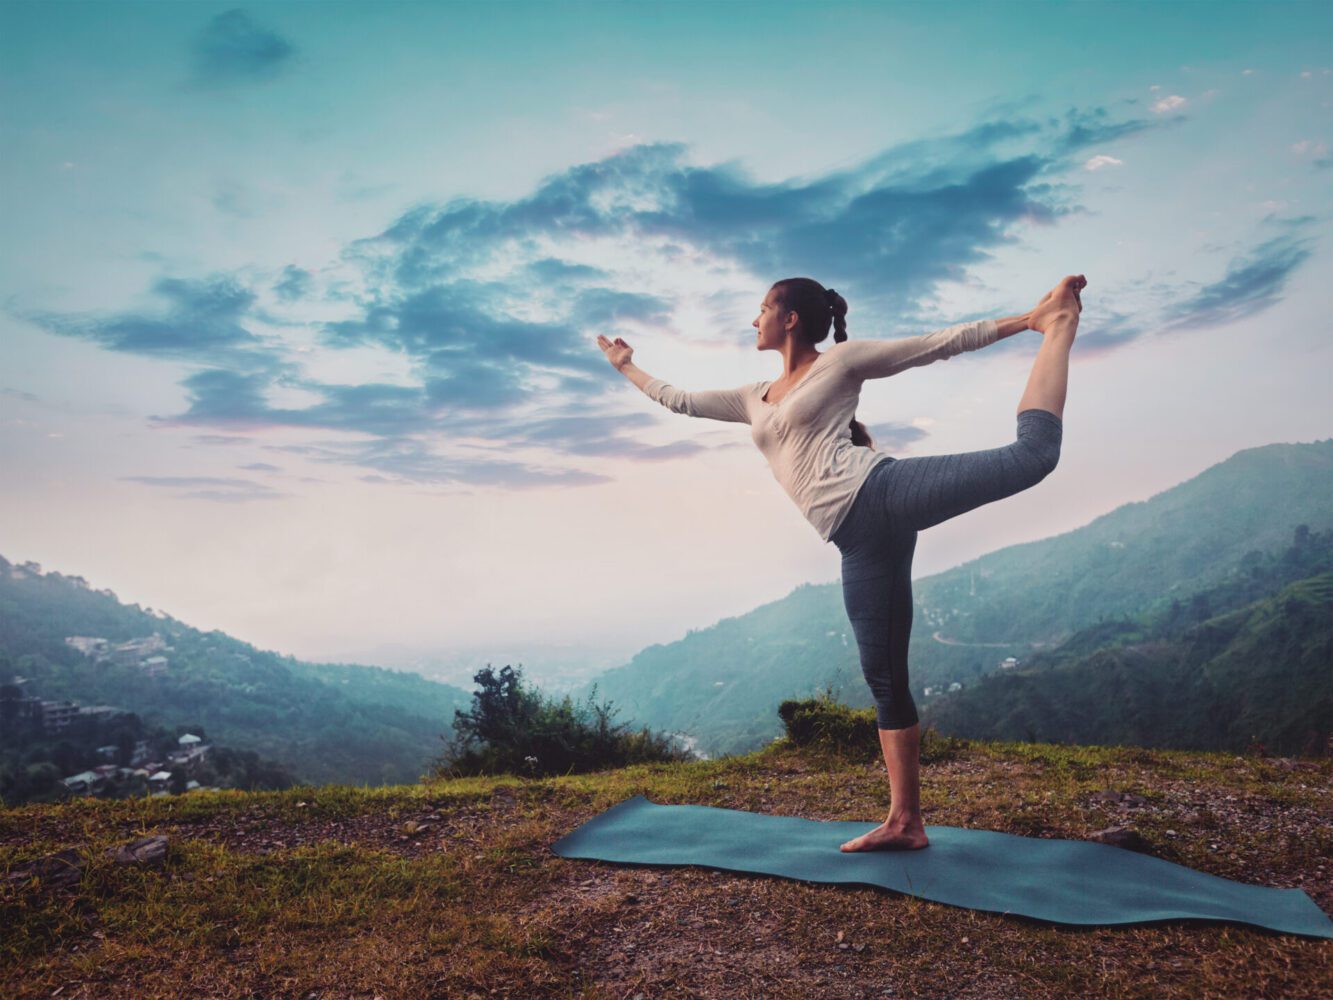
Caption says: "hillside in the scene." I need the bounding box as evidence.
[574,440,1333,756]
[0,555,473,789]
[2,737,1328,998]
[922,566,1333,757]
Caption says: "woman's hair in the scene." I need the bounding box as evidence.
[769,277,874,449]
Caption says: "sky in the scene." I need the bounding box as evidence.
[2,0,1330,686]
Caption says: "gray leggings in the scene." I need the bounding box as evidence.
[829,408,1063,730]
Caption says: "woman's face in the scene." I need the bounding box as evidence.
[753,289,791,350]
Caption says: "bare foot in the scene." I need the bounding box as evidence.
[1029,274,1086,334]
[840,818,930,852]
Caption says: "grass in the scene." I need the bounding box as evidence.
[2,735,1329,999]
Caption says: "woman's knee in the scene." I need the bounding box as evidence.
[1017,408,1062,479]
[874,694,919,730]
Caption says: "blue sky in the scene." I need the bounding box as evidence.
[2,1,1330,683]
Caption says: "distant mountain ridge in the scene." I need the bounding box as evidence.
[574,438,1333,756]
[922,559,1333,757]
[0,556,472,786]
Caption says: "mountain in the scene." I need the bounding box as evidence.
[0,555,473,787]
[573,439,1333,756]
[922,567,1333,757]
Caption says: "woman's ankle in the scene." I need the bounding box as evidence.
[885,809,924,828]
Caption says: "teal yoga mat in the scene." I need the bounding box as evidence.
[550,795,1333,939]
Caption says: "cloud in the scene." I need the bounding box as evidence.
[238,462,281,472]
[16,104,1217,490]
[273,266,313,302]
[261,438,612,489]
[186,9,296,88]
[1160,229,1315,333]
[119,475,285,503]
[191,434,252,446]
[1150,95,1187,113]
[1083,154,1123,172]
[18,274,289,373]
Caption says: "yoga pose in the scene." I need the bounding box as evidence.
[596,274,1085,852]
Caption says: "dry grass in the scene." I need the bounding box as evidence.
[1,737,1329,999]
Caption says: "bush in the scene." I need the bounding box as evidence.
[777,688,970,763]
[432,664,695,779]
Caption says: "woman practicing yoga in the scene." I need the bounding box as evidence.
[596,273,1085,852]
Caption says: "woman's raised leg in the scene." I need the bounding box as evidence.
[872,319,1075,532]
[1017,315,1076,419]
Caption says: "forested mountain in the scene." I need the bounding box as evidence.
[922,561,1333,757]
[0,556,473,790]
[4,438,1329,792]
[573,439,1333,756]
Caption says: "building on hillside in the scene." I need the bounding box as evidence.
[62,771,104,795]
[168,744,211,769]
[38,700,80,733]
[999,657,1020,670]
[141,655,168,677]
[130,740,151,766]
[104,634,168,667]
[78,705,121,721]
[147,771,172,792]
[96,744,121,761]
[178,733,202,746]
[65,636,109,657]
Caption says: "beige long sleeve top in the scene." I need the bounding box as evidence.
[639,318,1001,542]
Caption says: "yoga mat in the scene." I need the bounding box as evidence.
[550,795,1333,939]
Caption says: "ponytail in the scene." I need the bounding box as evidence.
[825,287,874,450]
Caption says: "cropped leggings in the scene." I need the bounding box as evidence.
[829,408,1063,730]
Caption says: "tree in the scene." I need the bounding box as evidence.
[434,664,692,778]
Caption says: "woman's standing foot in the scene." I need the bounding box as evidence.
[840,815,929,852]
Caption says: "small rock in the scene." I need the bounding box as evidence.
[1089,789,1148,809]
[109,835,169,867]
[1088,826,1154,853]
[6,848,85,888]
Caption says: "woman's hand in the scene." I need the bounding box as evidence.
[1028,274,1086,333]
[597,334,634,371]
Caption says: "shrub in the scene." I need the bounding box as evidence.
[777,688,970,763]
[432,664,695,778]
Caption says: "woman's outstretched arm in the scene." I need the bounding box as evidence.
[994,312,1034,340]
[835,312,1034,381]
[597,334,752,424]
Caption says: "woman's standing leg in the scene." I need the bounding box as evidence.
[837,499,930,851]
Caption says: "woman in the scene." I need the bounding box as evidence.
[596,273,1085,852]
